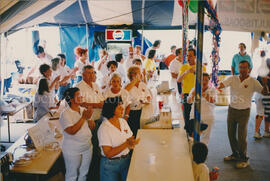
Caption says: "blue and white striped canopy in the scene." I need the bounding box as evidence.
[0,0,206,34]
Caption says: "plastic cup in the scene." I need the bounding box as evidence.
[148,153,156,164]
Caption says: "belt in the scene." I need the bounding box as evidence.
[105,154,129,160]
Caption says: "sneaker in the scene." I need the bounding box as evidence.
[224,154,238,161]
[263,131,270,138]
[254,132,262,139]
[236,161,249,168]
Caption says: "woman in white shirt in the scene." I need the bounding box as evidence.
[34,64,60,121]
[57,54,78,100]
[187,73,216,145]
[125,66,152,136]
[101,61,118,90]
[74,47,89,83]
[98,96,139,181]
[103,72,131,120]
[59,87,95,181]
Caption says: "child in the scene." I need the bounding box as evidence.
[192,142,210,181]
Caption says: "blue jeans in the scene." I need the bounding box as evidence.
[100,155,130,181]
[57,83,71,100]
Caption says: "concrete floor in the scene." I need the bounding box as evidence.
[207,103,270,181]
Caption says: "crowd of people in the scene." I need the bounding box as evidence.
[30,40,270,181]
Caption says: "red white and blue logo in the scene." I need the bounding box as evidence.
[106,29,132,41]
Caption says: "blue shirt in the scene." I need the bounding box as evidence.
[232,53,252,75]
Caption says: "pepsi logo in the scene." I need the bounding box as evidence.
[113,30,124,40]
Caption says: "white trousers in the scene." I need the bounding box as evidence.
[63,147,93,181]
[201,118,214,145]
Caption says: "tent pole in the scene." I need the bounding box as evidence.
[194,0,205,142]
[86,24,89,62]
[0,34,4,97]
[141,25,144,50]
[182,0,189,64]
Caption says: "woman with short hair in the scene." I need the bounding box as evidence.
[103,73,131,120]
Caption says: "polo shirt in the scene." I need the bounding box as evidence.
[179,64,206,94]
[128,82,152,110]
[59,106,92,155]
[98,118,132,158]
[222,75,262,109]
[103,88,131,109]
[232,53,252,75]
[169,59,182,76]
[76,80,104,120]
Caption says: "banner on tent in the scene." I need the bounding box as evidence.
[218,0,270,32]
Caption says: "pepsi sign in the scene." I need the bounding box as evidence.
[106,29,132,41]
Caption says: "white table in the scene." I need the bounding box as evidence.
[127,129,194,181]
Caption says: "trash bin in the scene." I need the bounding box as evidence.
[216,70,231,106]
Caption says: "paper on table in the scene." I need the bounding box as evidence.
[28,117,56,151]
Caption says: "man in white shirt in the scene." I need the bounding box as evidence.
[218,60,268,168]
[169,48,183,97]
[75,65,104,181]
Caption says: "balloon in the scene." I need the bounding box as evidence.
[189,0,198,13]
[178,0,183,7]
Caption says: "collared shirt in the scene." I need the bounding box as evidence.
[128,82,152,110]
[179,64,206,94]
[103,88,131,109]
[76,80,104,120]
[74,59,90,76]
[192,162,210,181]
[59,106,92,154]
[33,53,53,77]
[59,65,72,84]
[189,87,216,120]
[169,59,182,76]
[232,53,252,75]
[98,118,132,158]
[222,75,262,109]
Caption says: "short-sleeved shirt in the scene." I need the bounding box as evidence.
[169,59,182,76]
[232,53,252,75]
[128,82,152,110]
[74,59,90,76]
[222,75,262,109]
[33,92,54,122]
[192,162,210,181]
[98,118,132,158]
[179,64,206,94]
[59,106,92,154]
[76,80,104,120]
[189,87,216,121]
[103,88,131,109]
[59,65,72,84]
[144,58,156,72]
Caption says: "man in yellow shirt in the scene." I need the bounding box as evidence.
[178,48,206,135]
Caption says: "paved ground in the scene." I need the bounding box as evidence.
[207,103,270,181]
